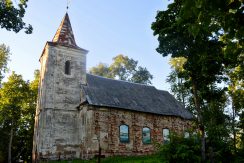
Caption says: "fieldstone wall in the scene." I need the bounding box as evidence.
[79,105,192,159]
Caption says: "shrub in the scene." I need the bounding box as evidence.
[159,133,201,163]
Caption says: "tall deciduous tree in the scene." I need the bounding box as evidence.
[0,70,39,162]
[0,0,32,33]
[0,44,11,83]
[0,72,29,163]
[151,0,240,160]
[89,54,153,85]
[17,70,39,162]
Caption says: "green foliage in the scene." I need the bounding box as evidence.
[110,54,138,81]
[130,66,153,85]
[239,111,244,148]
[159,133,201,163]
[0,44,11,83]
[0,0,32,33]
[0,72,29,162]
[89,63,112,79]
[159,132,234,162]
[151,0,243,160]
[0,70,39,162]
[0,72,29,124]
[167,57,192,109]
[89,54,153,85]
[228,66,244,112]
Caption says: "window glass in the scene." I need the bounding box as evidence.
[65,60,71,75]
[142,127,151,144]
[184,132,190,138]
[119,125,129,143]
[163,128,170,144]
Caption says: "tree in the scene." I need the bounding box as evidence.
[109,55,138,81]
[130,66,153,85]
[227,65,244,153]
[89,63,112,78]
[89,54,153,85]
[0,0,32,34]
[17,70,39,162]
[151,0,237,161]
[0,44,11,83]
[177,0,243,69]
[0,70,39,163]
[0,72,29,163]
[167,57,191,108]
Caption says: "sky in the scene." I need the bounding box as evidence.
[0,0,172,91]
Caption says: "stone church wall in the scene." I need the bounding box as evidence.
[35,109,81,160]
[79,105,192,159]
[33,44,87,161]
[35,104,192,161]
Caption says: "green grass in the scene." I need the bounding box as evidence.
[101,155,161,163]
[40,154,162,163]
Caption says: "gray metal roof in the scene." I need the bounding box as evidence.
[81,74,193,119]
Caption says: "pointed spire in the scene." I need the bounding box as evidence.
[52,13,77,48]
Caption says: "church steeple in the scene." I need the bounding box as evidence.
[52,13,77,48]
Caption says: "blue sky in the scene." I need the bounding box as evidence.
[0,0,172,90]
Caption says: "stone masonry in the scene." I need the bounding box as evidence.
[78,105,192,159]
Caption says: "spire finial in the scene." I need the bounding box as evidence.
[66,0,71,11]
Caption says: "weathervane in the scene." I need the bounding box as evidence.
[66,0,71,11]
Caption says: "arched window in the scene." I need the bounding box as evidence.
[163,128,170,144]
[119,124,129,143]
[65,60,71,75]
[142,127,151,144]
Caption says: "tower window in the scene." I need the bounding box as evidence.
[65,60,71,75]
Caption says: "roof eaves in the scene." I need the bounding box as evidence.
[85,102,193,120]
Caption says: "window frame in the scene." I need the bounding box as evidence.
[142,127,151,144]
[119,124,130,143]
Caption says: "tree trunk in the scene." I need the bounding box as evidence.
[232,100,237,153]
[200,126,206,162]
[8,126,13,163]
[180,78,186,107]
[192,80,205,162]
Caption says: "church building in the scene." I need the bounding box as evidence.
[32,13,193,161]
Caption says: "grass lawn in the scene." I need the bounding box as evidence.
[41,154,162,163]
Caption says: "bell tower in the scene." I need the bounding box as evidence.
[33,13,88,161]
